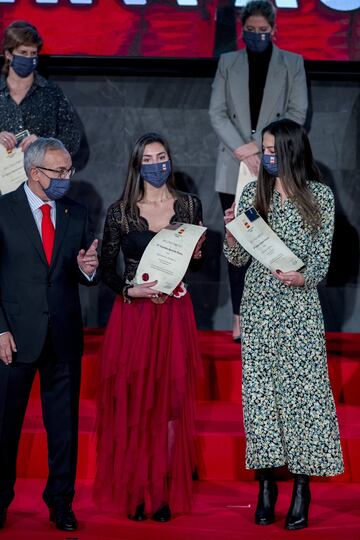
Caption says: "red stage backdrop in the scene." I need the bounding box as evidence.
[0,0,359,59]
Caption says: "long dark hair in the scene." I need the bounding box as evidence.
[120,132,177,220]
[256,119,323,230]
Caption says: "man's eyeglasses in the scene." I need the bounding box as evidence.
[37,166,76,179]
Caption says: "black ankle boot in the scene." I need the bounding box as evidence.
[0,508,7,529]
[255,469,278,525]
[128,502,147,521]
[152,504,171,522]
[285,474,311,530]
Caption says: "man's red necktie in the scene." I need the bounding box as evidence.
[40,204,55,265]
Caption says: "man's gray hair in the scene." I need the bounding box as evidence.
[24,137,68,176]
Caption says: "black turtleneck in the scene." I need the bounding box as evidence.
[247,43,273,132]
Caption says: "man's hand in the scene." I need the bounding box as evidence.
[0,332,17,365]
[77,239,99,276]
[20,134,38,152]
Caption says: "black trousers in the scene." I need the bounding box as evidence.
[219,192,247,315]
[0,332,81,509]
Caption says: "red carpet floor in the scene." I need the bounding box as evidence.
[4,480,360,539]
[6,331,360,538]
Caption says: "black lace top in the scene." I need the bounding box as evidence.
[101,192,203,294]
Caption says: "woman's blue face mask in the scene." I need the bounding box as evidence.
[243,31,272,53]
[262,153,278,176]
[11,54,38,77]
[141,160,171,188]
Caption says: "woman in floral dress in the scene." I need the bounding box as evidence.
[224,119,343,530]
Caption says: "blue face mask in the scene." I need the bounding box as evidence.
[141,160,171,188]
[262,154,278,176]
[243,31,272,53]
[11,54,38,78]
[43,178,71,200]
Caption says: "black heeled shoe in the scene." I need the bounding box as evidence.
[49,503,78,531]
[0,508,7,529]
[152,504,172,522]
[128,502,147,522]
[255,470,278,525]
[285,474,311,530]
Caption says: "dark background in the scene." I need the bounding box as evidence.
[47,62,359,332]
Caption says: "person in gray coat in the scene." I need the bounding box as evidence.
[209,0,308,341]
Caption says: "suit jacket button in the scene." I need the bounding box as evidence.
[47,282,52,287]
[233,114,236,118]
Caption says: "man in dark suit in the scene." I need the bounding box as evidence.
[0,137,99,531]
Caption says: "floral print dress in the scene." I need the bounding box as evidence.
[224,181,344,476]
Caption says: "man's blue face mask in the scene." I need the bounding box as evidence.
[43,178,71,200]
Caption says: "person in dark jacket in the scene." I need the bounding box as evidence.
[0,20,80,156]
[0,137,98,531]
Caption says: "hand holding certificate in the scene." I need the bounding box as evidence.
[135,222,207,295]
[226,206,304,273]
[0,140,27,195]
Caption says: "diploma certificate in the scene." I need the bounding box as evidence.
[135,222,207,294]
[226,206,304,273]
[234,161,257,212]
[0,146,27,195]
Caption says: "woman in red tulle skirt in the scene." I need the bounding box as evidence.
[94,133,204,522]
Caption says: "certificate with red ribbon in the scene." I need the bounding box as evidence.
[135,222,206,295]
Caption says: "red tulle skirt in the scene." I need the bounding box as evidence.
[94,293,202,516]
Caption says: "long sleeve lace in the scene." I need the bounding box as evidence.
[100,203,126,294]
[100,193,203,293]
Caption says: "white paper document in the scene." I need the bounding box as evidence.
[135,222,207,294]
[0,146,26,195]
[226,206,304,273]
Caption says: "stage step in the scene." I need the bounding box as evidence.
[18,399,360,483]
[18,331,360,482]
[28,330,360,405]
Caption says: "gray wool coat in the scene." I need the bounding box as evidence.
[209,45,308,194]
